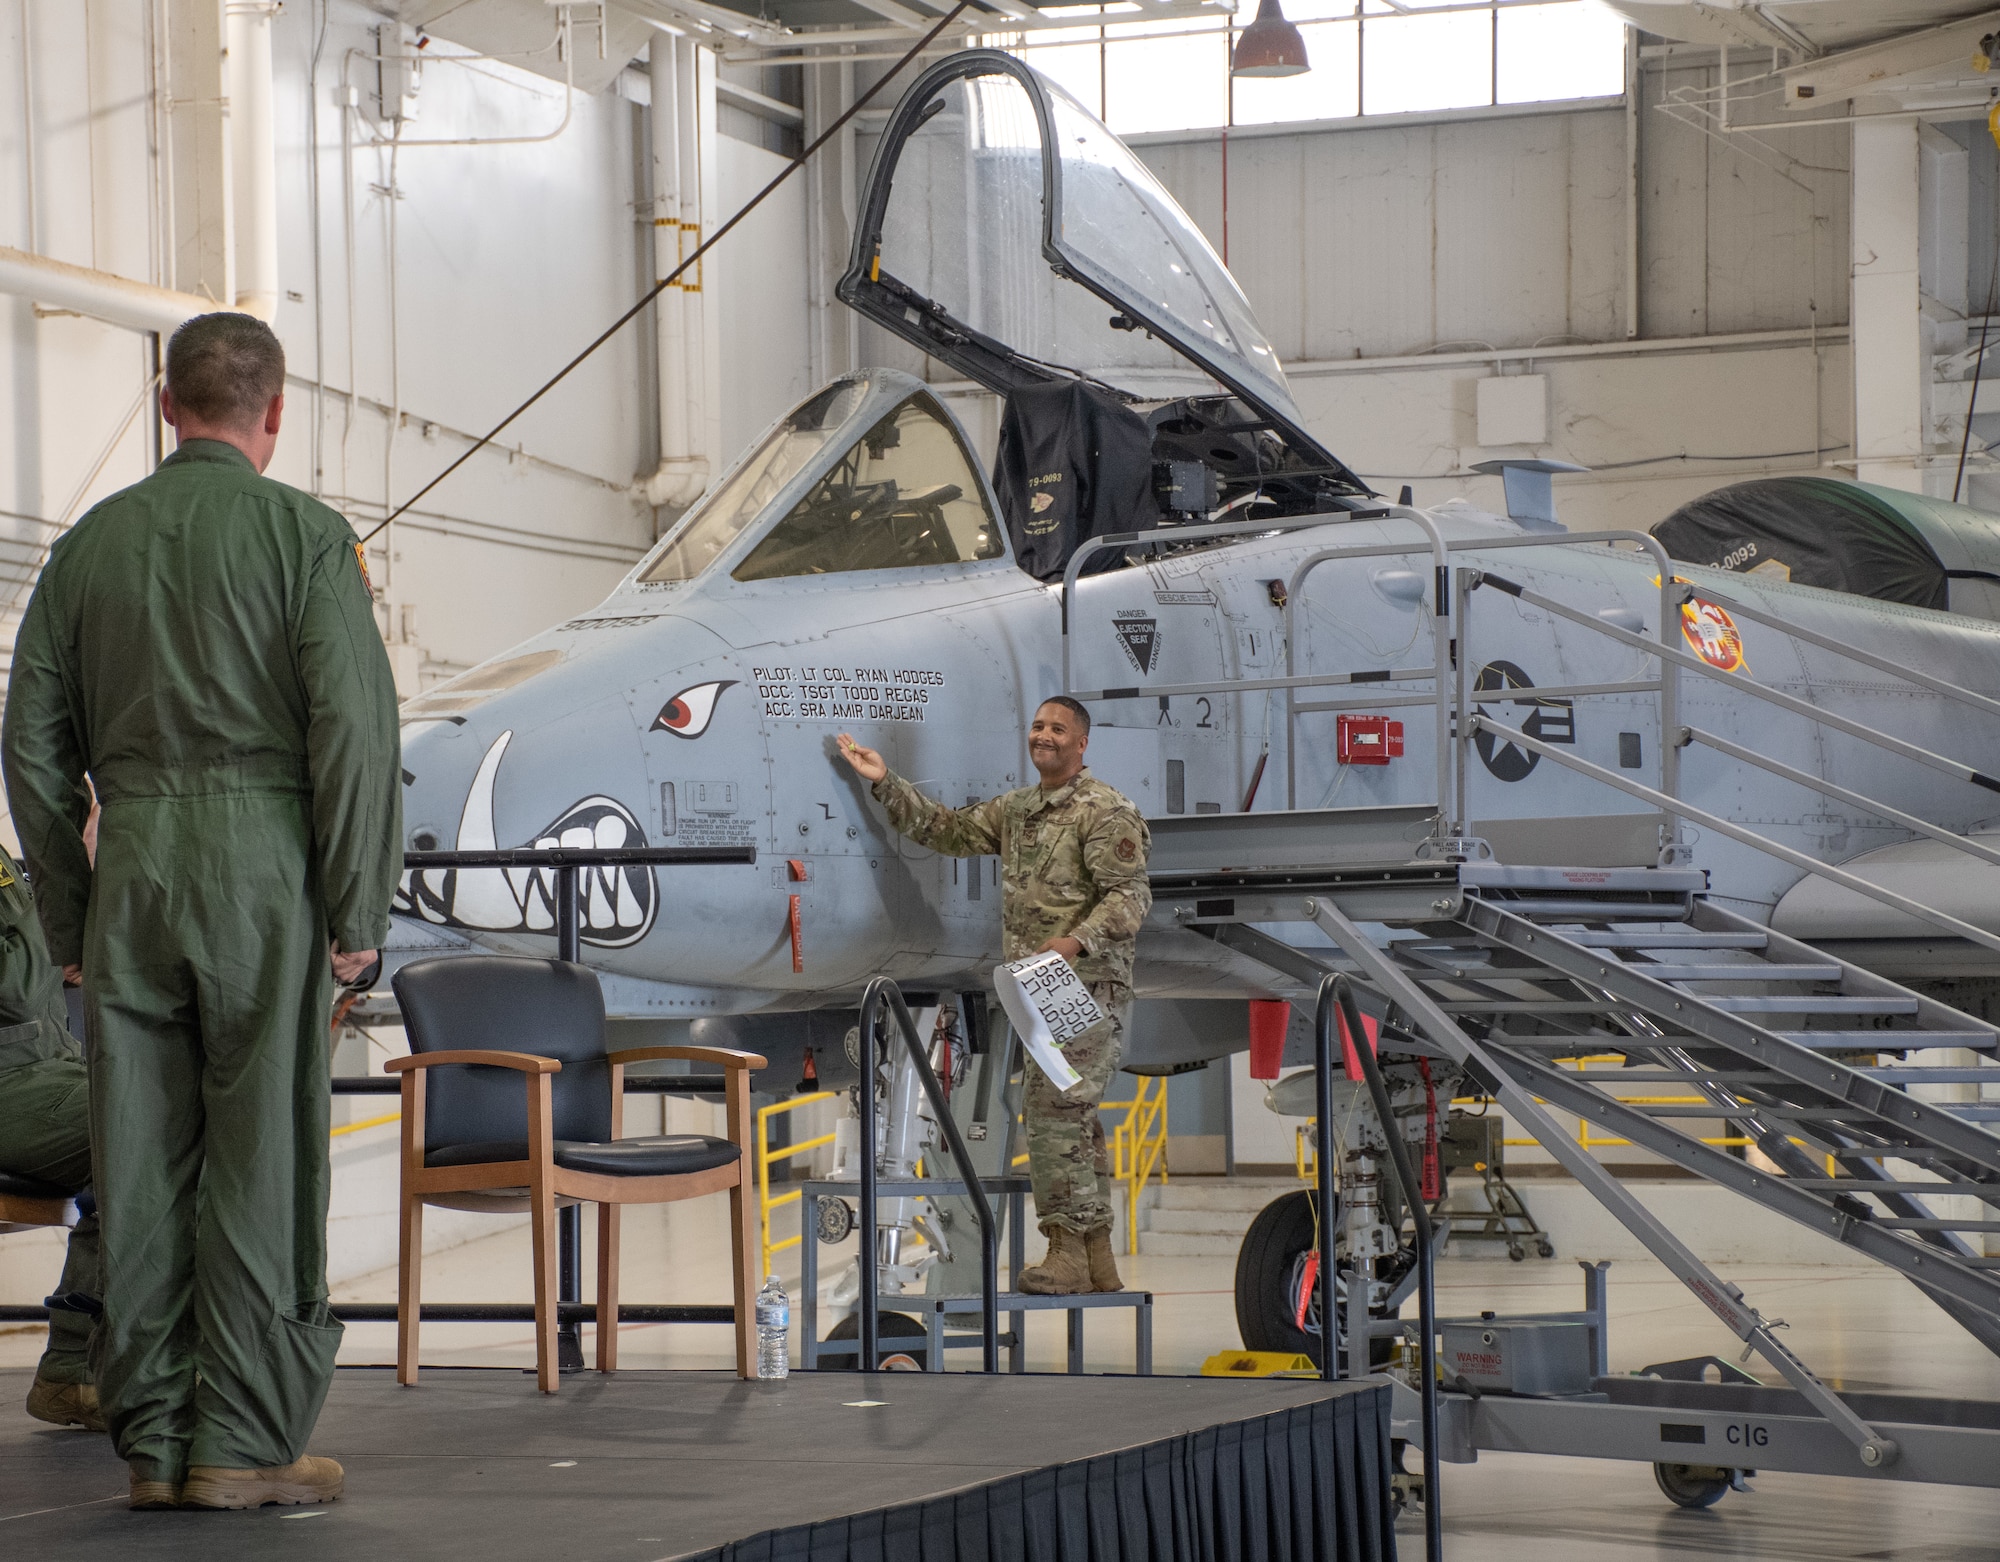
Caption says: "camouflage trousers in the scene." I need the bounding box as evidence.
[1023,981,1129,1235]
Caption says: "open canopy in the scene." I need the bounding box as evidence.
[838,50,1360,489]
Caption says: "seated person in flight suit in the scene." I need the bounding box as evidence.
[0,834,101,1431]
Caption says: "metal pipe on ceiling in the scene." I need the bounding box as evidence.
[227,0,282,320]
[0,244,230,336]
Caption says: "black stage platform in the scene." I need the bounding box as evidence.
[0,1367,1393,1561]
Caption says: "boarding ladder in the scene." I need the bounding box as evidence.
[1065,511,2000,1467]
[1152,851,2000,1467]
[1395,886,2000,1354]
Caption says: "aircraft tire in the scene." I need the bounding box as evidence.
[828,1310,930,1370]
[1234,1189,1335,1367]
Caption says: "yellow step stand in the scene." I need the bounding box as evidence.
[1200,1350,1320,1379]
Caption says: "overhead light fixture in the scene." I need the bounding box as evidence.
[1231,0,1310,78]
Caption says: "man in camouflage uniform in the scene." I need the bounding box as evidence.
[837,697,1151,1294]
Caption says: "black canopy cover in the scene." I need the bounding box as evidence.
[1652,476,1950,610]
[994,380,1160,582]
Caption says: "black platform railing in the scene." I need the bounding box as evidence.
[1317,973,1442,1562]
[856,976,1001,1373]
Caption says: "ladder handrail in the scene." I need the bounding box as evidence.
[1685,726,2000,870]
[1062,508,2000,955]
[1688,580,2000,724]
[1281,513,1453,814]
[1059,509,1392,696]
[1316,972,1442,1562]
[1480,572,2000,797]
[1467,711,2000,958]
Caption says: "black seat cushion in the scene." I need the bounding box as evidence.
[0,1170,76,1201]
[426,1135,740,1178]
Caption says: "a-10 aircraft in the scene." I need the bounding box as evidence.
[388,50,2000,1048]
[383,53,2000,1370]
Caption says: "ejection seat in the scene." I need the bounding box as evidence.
[388,957,766,1391]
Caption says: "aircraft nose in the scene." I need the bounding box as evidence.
[391,614,738,951]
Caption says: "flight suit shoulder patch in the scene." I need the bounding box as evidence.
[353,542,373,594]
[0,861,16,889]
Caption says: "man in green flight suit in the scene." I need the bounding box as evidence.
[0,834,102,1432]
[838,696,1150,1295]
[4,313,401,1511]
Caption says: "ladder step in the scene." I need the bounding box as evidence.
[1704,997,1920,1014]
[1774,1031,1999,1050]
[1411,963,1573,982]
[1874,1218,2000,1232]
[1785,1178,2000,1194]
[1861,1068,2000,1084]
[1616,1104,1914,1125]
[1631,963,1841,982]
[1438,1001,1617,1014]
[1567,931,1766,949]
[1507,901,1700,919]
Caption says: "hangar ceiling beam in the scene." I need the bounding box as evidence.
[1781,7,2000,108]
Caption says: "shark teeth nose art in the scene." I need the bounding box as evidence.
[394,730,659,948]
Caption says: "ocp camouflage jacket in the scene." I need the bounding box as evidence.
[871,767,1152,987]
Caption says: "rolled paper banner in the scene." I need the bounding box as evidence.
[993,951,1101,1093]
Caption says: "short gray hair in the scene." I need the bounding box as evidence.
[166,312,286,426]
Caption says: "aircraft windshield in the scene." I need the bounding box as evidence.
[873,71,1221,401]
[639,380,866,585]
[734,392,1004,581]
[861,58,1308,429]
[1044,91,1298,423]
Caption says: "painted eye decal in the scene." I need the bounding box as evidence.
[652,680,735,739]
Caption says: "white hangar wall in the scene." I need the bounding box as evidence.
[0,0,813,743]
[1125,83,1859,532]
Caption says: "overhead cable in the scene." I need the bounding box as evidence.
[357,5,971,546]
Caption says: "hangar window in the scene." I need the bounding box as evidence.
[732,393,1005,581]
[640,379,866,585]
[990,0,1625,137]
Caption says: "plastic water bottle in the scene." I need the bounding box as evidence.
[755,1274,790,1380]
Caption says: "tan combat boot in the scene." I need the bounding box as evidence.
[181,1455,345,1510]
[1018,1226,1092,1294]
[1084,1225,1124,1294]
[26,1376,107,1433]
[128,1468,180,1510]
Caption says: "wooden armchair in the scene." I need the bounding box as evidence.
[0,1172,77,1236]
[387,955,767,1392]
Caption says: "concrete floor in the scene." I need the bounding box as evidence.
[6,1197,2000,1557]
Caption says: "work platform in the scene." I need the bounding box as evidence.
[0,1367,1394,1562]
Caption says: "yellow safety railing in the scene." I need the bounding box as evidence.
[755,1091,838,1279]
[1103,1074,1170,1255]
[1488,1055,1755,1153]
[330,1109,399,1140]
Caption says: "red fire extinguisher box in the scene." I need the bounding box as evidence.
[1336,714,1404,765]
